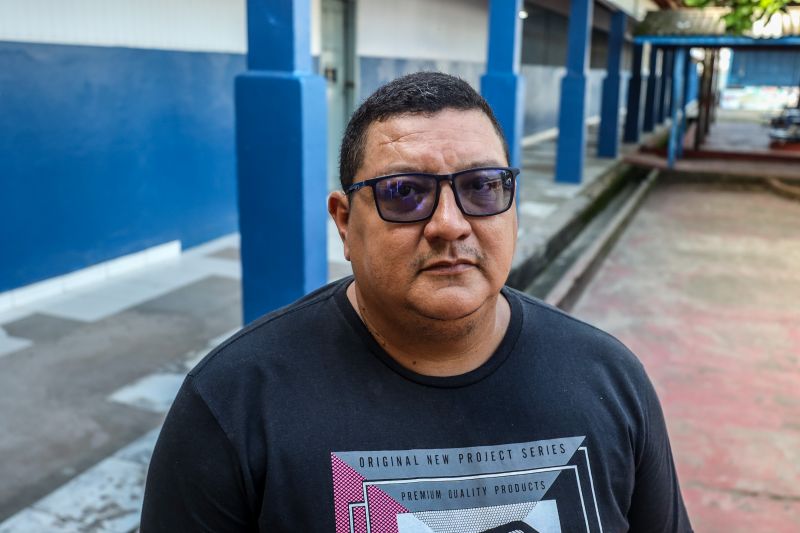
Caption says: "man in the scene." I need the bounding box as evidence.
[141,72,692,532]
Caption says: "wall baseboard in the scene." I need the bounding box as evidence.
[0,241,181,314]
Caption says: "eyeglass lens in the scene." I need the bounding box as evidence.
[373,168,514,222]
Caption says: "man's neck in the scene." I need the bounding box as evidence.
[346,282,511,377]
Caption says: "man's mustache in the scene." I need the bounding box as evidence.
[411,246,486,271]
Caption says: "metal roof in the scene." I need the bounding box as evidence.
[634,7,800,46]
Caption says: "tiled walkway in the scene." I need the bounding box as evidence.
[572,180,800,531]
[0,124,630,531]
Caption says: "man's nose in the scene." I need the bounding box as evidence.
[423,182,472,241]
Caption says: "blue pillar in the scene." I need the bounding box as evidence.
[667,47,687,168]
[555,0,594,183]
[623,43,647,143]
[235,0,327,323]
[688,59,700,104]
[481,0,525,168]
[598,11,627,158]
[680,54,693,158]
[659,48,673,124]
[683,54,694,108]
[668,50,677,118]
[643,46,661,132]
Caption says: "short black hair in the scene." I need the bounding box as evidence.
[338,71,509,189]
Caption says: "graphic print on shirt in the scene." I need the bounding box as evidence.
[331,436,603,533]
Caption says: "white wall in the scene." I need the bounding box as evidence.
[356,0,487,62]
[0,0,246,53]
[604,0,660,21]
[311,0,322,56]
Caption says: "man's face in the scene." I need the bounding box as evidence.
[331,108,517,323]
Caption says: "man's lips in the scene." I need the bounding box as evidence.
[420,260,477,274]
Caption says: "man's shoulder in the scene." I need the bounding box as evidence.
[505,286,646,374]
[189,278,350,379]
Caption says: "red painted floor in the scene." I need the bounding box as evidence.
[572,180,800,531]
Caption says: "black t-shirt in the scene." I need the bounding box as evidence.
[141,278,692,532]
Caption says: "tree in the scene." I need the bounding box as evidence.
[683,0,793,34]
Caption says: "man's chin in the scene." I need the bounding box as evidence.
[409,286,491,322]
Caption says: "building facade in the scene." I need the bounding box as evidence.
[0,0,654,303]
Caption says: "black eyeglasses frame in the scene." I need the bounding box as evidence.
[344,166,520,223]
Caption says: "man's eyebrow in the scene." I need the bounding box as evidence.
[375,160,507,176]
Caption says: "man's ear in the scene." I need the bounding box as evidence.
[327,191,352,261]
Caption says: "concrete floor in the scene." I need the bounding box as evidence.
[702,115,774,152]
[572,180,800,531]
[0,239,244,531]
[699,109,799,155]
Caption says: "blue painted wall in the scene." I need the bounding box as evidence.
[1,38,628,293]
[728,50,800,87]
[358,56,484,101]
[0,42,244,293]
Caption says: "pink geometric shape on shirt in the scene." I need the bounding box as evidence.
[366,485,409,533]
[352,505,367,533]
[331,453,367,533]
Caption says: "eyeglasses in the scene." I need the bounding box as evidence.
[345,167,519,223]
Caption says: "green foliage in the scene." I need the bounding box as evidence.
[682,0,793,34]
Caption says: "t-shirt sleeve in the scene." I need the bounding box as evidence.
[627,371,693,532]
[140,377,255,533]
